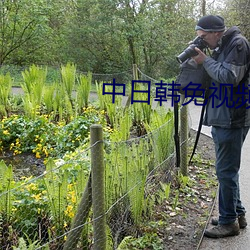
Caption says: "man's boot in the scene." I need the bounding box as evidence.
[211,214,247,229]
[204,222,240,238]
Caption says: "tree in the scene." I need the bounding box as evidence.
[0,0,49,65]
[0,0,227,80]
[220,0,250,39]
[65,0,200,79]
[64,0,132,76]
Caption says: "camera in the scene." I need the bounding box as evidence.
[176,36,208,64]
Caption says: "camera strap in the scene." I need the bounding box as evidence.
[188,90,209,165]
[174,93,180,168]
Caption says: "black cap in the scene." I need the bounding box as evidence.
[195,15,225,32]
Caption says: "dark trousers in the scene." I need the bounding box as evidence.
[211,126,249,225]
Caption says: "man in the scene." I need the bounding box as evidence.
[192,15,250,238]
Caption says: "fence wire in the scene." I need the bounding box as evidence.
[0,67,192,249]
[0,112,192,249]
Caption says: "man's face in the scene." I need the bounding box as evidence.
[196,30,221,49]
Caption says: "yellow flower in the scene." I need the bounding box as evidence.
[12,207,17,212]
[14,149,22,155]
[26,183,37,191]
[22,176,33,181]
[100,110,106,115]
[71,195,76,204]
[36,152,41,159]
[65,205,74,218]
[32,193,42,201]
[43,147,49,157]
[3,130,9,135]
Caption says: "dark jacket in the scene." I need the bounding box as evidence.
[203,26,250,128]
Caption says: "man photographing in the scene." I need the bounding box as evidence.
[192,15,250,238]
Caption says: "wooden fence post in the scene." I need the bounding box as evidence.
[132,63,138,81]
[125,64,138,107]
[91,124,106,250]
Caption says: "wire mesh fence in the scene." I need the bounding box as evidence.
[0,111,189,249]
[0,65,192,249]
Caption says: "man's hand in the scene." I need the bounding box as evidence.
[192,47,207,64]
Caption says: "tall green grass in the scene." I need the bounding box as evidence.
[0,73,12,116]
[21,65,47,118]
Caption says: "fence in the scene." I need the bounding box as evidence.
[0,64,191,249]
[0,116,186,249]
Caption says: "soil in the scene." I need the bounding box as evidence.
[0,152,45,180]
[159,129,217,250]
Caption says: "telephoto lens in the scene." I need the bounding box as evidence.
[176,36,208,63]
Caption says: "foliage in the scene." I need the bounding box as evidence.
[43,159,72,246]
[104,103,174,246]
[0,0,232,78]
[0,64,192,249]
[61,63,76,102]
[0,107,102,158]
[0,0,52,65]
[21,65,47,118]
[0,73,12,117]
[144,106,175,164]
[76,71,92,110]
[12,176,49,241]
[110,109,133,141]
[0,161,15,222]
[0,62,180,249]
[131,82,153,127]
[9,63,93,122]
[117,233,163,250]
[0,65,61,86]
[96,81,124,128]
[220,0,250,40]
[156,182,171,204]
[43,85,56,114]
[0,2,227,248]
[0,148,91,249]
[13,235,46,250]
